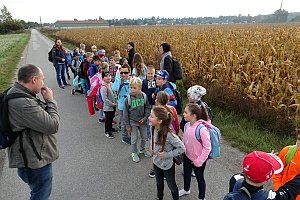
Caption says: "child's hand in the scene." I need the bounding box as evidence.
[138,118,145,125]
[126,127,132,134]
[152,93,156,99]
[158,151,165,159]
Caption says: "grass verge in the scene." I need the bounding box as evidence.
[213,107,295,153]
[0,32,30,92]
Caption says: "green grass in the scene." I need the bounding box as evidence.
[213,107,295,153]
[0,32,30,92]
[181,95,295,153]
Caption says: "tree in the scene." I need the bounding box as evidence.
[274,9,289,22]
[0,5,12,22]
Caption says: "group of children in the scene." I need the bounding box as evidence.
[63,44,300,200]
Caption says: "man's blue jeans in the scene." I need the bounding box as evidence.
[17,163,53,200]
[55,63,67,86]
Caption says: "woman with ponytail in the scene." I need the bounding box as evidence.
[179,103,211,200]
[149,106,185,200]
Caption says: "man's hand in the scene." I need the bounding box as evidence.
[41,87,53,102]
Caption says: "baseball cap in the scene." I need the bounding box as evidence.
[243,151,283,183]
[155,70,169,80]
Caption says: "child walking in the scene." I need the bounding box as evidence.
[123,77,151,162]
[179,103,211,200]
[100,71,117,139]
[150,106,185,200]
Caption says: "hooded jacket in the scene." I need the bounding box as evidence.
[7,82,60,169]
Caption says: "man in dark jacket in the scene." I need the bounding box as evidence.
[127,41,136,71]
[224,151,300,200]
[7,64,60,200]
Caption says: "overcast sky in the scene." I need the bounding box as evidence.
[1,0,299,23]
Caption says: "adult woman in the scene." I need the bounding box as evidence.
[159,42,175,83]
[52,39,69,89]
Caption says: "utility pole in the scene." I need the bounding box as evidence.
[40,16,42,28]
[280,0,284,10]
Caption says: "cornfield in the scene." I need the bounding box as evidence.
[53,24,300,125]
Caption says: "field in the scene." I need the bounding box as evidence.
[0,33,30,92]
[52,24,300,135]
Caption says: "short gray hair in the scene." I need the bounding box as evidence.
[18,64,40,83]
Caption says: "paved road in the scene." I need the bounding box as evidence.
[0,29,245,200]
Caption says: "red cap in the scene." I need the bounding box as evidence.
[243,151,283,183]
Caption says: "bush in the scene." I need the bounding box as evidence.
[0,19,24,34]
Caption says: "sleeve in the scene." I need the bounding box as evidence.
[141,80,147,93]
[144,93,151,119]
[89,66,95,78]
[171,106,179,134]
[52,48,61,62]
[165,134,185,159]
[112,72,121,92]
[180,117,187,132]
[273,174,300,200]
[123,97,130,128]
[194,127,211,167]
[100,86,113,107]
[273,147,289,190]
[164,88,176,107]
[14,98,60,135]
[132,68,137,76]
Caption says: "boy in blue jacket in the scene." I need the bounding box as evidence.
[112,64,131,145]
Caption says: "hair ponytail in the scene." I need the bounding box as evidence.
[151,106,173,147]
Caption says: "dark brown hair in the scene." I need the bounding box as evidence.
[151,106,173,147]
[121,63,131,72]
[186,103,209,121]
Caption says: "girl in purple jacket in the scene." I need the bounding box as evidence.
[179,103,211,200]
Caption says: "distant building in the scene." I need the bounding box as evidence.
[54,20,109,29]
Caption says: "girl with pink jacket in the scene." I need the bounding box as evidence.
[179,103,211,200]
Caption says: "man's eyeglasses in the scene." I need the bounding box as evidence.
[120,72,129,74]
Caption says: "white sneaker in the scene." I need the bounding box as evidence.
[178,189,190,197]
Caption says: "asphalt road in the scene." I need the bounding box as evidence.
[0,29,246,200]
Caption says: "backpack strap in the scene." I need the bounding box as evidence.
[286,145,297,165]
[195,123,205,142]
[239,187,251,199]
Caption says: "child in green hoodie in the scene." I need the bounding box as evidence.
[123,77,151,162]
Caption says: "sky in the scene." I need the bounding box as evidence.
[1,0,299,23]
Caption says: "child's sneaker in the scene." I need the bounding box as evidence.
[131,153,140,162]
[98,118,106,123]
[122,137,131,145]
[149,169,155,178]
[178,189,191,197]
[105,132,114,139]
[139,149,151,157]
[111,128,118,132]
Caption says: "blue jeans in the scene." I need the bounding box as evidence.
[17,163,53,200]
[55,63,67,86]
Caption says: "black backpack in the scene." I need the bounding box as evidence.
[0,88,31,149]
[173,89,183,115]
[48,48,53,63]
[171,57,183,81]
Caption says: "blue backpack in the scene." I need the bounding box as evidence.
[195,121,221,159]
